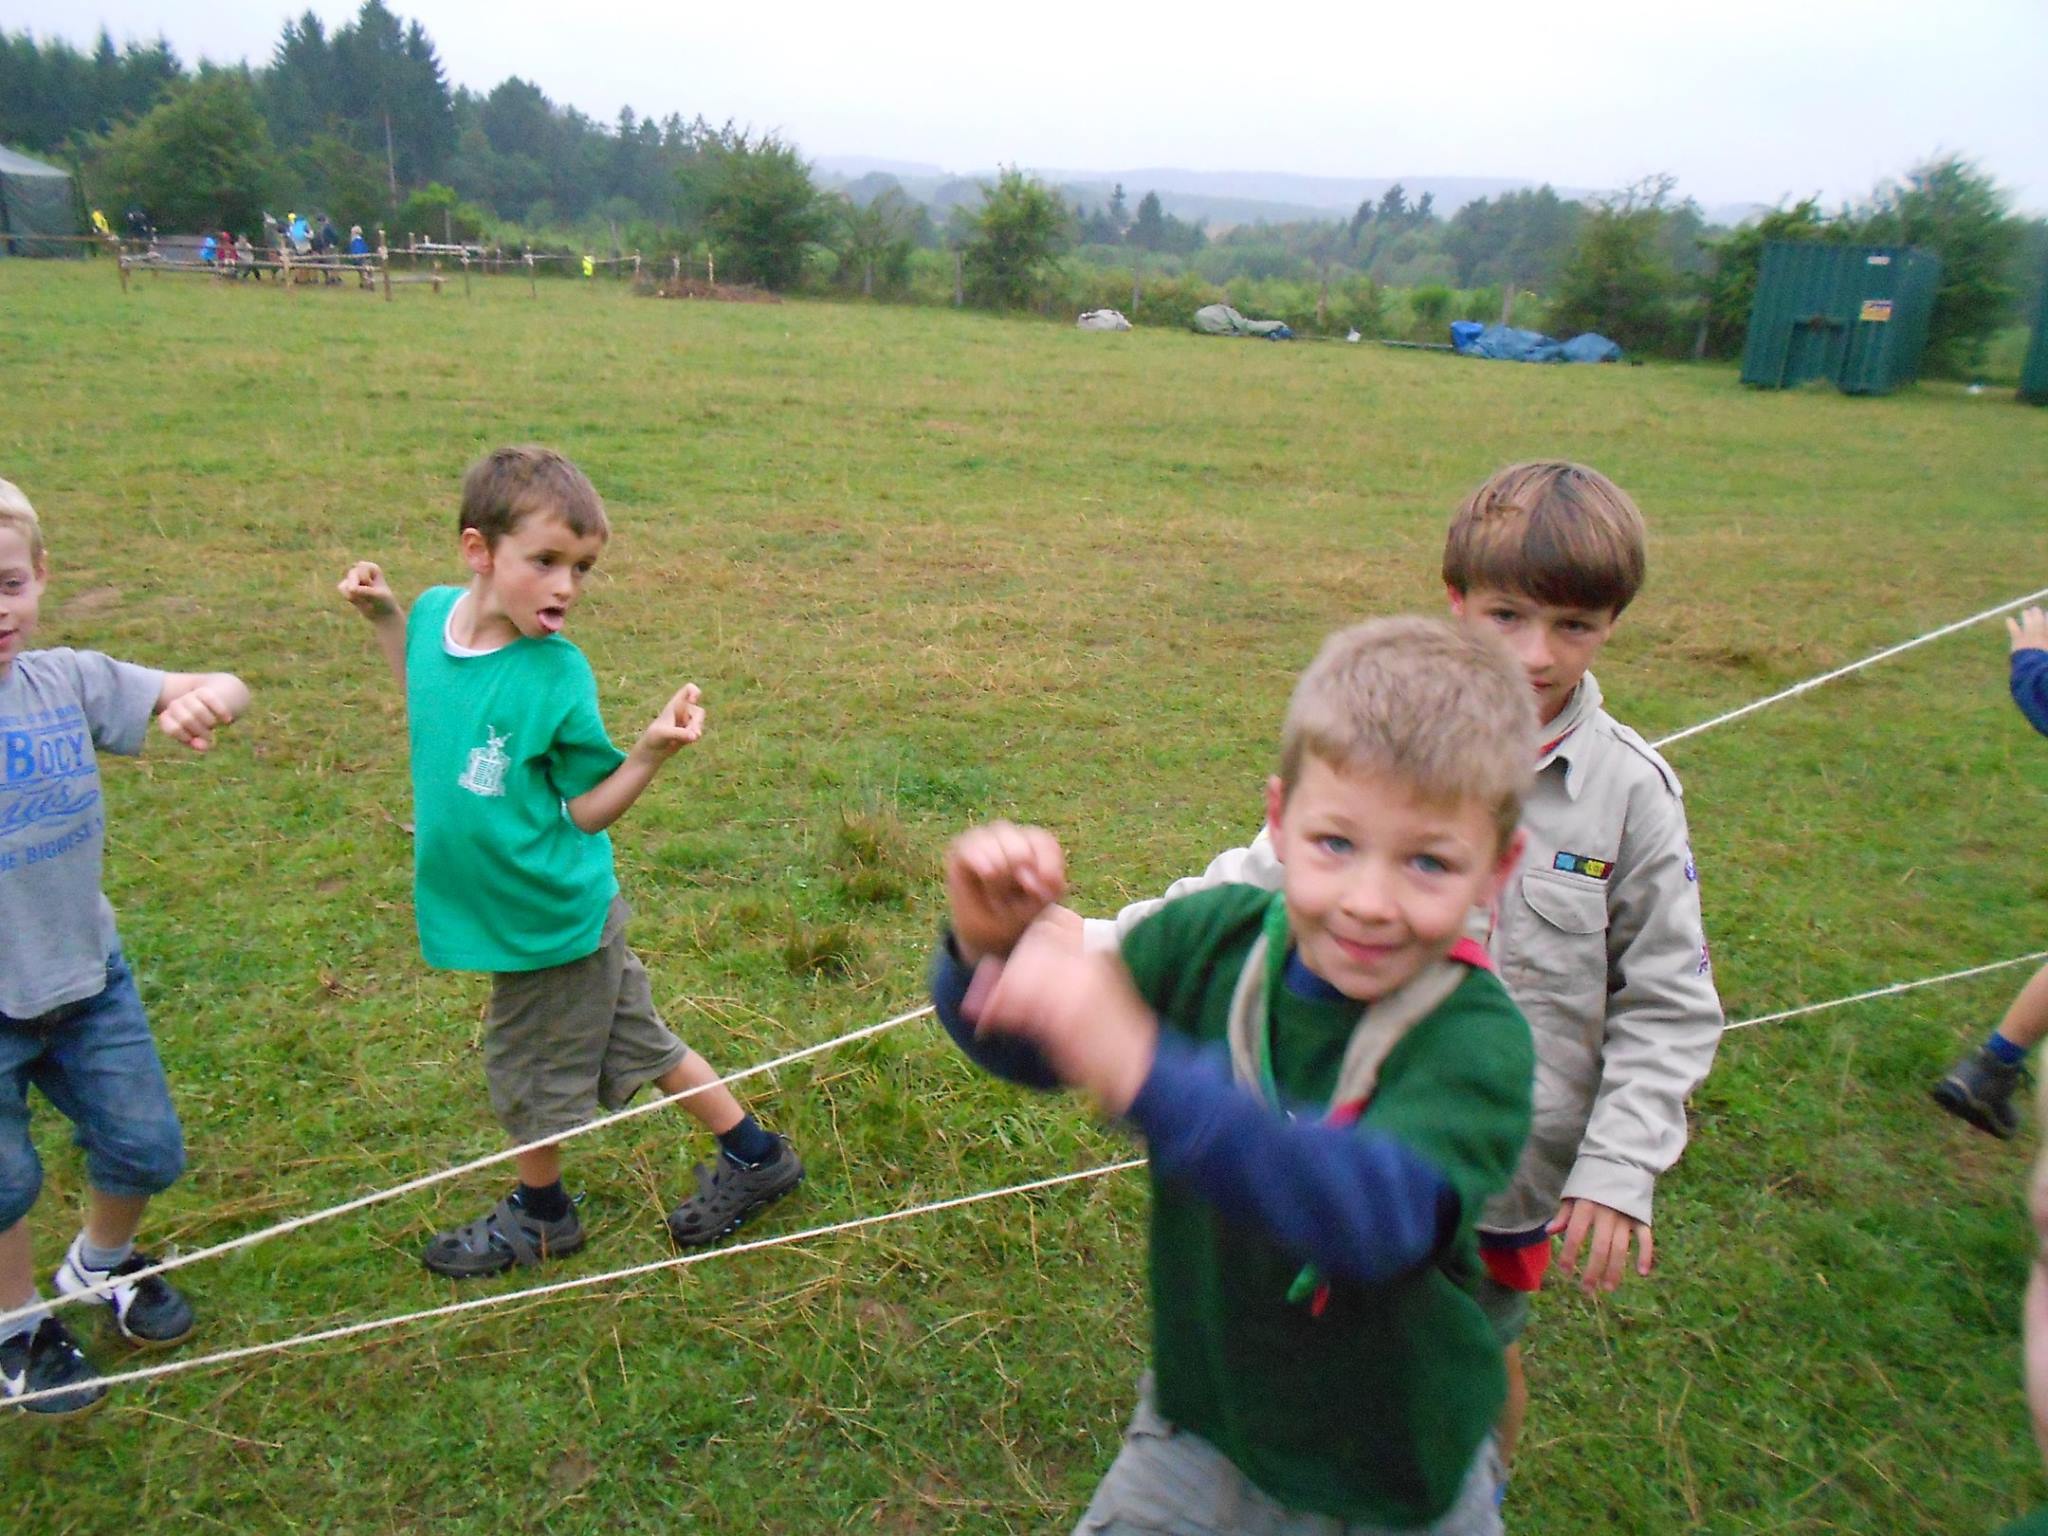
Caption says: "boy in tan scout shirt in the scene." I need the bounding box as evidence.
[1075,460,1725,1469]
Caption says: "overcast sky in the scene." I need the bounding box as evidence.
[7,0,2046,211]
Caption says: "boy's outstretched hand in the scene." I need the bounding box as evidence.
[337,560,399,620]
[964,919,1159,1116]
[635,684,706,759]
[945,821,1068,964]
[1549,1197,1653,1296]
[2009,606,2048,654]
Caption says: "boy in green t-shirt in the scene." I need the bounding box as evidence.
[931,617,1537,1532]
[340,445,800,1277]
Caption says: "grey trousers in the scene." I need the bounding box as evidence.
[1073,1378,1503,1536]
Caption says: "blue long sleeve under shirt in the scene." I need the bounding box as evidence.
[2015,648,2048,737]
[929,936,1456,1286]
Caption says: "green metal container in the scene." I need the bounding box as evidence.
[1739,241,1941,395]
[2020,256,2048,405]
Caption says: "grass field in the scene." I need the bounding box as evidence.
[2,259,2047,1533]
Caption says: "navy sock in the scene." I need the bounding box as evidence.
[717,1115,780,1167]
[1987,1031,2029,1067]
[515,1180,570,1222]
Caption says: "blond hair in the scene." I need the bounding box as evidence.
[1279,616,1535,846]
[459,445,609,547]
[1442,460,1647,616]
[0,478,45,566]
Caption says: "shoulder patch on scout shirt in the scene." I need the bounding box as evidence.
[1607,722,1683,798]
[1552,851,1615,880]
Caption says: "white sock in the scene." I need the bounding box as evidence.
[0,1291,47,1345]
[73,1232,134,1273]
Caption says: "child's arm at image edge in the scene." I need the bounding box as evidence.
[2013,644,2048,738]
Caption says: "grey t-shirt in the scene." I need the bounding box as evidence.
[0,648,163,1018]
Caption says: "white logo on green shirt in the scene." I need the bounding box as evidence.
[457,727,510,798]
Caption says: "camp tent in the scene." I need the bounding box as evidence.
[0,146,83,257]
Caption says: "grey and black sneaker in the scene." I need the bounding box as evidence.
[53,1242,196,1349]
[1,1317,108,1417]
[666,1137,804,1248]
[1932,1046,2027,1139]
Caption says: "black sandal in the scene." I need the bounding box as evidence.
[665,1140,804,1248]
[421,1192,585,1279]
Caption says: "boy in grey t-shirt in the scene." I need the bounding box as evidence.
[0,479,250,1416]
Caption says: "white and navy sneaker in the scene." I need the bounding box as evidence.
[1,1317,108,1417]
[54,1241,195,1349]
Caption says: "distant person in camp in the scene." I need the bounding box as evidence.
[315,216,342,285]
[1933,606,2048,1139]
[89,209,110,240]
[197,233,217,266]
[235,233,259,280]
[288,213,310,254]
[348,225,371,288]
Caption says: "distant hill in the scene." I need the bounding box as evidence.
[810,156,1765,229]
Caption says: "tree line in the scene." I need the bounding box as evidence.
[4,8,2042,373]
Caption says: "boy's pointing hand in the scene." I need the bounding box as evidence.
[639,684,705,757]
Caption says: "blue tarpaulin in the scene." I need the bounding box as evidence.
[1450,323,1621,364]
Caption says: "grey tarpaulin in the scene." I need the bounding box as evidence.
[1193,303,1293,340]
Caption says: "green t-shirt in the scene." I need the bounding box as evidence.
[404,586,627,972]
[1119,884,1533,1527]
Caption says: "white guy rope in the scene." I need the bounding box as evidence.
[11,593,2039,1345]
[15,946,2044,1408]
[1651,585,2048,750]
[0,1003,932,1335]
[1723,950,2048,1032]
[9,1158,1149,1410]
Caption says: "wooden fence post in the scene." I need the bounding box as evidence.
[116,254,129,294]
[526,253,536,299]
[461,252,471,300]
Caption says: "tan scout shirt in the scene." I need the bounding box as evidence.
[1087,672,1724,1234]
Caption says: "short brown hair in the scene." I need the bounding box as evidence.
[459,446,609,547]
[0,478,45,566]
[1442,460,1646,615]
[1279,616,1535,846]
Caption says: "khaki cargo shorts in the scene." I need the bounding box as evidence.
[483,898,690,1143]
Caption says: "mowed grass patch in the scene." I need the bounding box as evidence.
[1,261,2045,1532]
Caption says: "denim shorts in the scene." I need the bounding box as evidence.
[0,949,186,1229]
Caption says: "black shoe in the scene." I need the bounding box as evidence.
[0,1318,108,1417]
[53,1242,195,1348]
[1932,1046,2026,1139]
